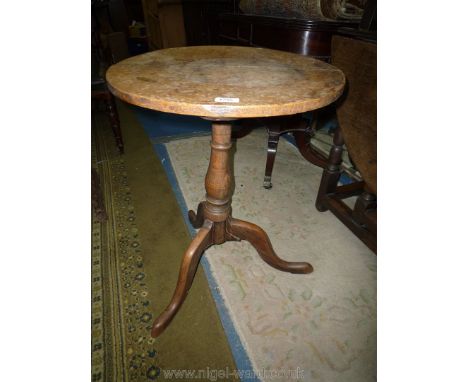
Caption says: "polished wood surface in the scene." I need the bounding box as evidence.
[213,14,354,188]
[106,46,344,337]
[106,46,345,118]
[262,115,328,188]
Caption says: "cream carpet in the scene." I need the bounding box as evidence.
[165,128,376,382]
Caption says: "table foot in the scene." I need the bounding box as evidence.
[151,120,313,338]
[227,218,313,274]
[188,202,206,228]
[151,214,313,338]
[151,221,213,338]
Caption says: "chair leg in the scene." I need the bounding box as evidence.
[316,127,344,212]
[263,130,281,189]
[353,191,377,227]
[292,130,328,168]
[106,94,124,154]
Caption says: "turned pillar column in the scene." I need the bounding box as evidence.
[203,122,234,244]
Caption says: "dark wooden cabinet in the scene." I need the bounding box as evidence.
[216,13,358,61]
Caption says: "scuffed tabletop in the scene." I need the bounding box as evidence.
[106,46,345,118]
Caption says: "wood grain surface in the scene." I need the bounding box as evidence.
[106,46,345,118]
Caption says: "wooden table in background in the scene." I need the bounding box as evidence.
[106,46,345,337]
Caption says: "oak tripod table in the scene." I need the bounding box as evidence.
[106,46,345,337]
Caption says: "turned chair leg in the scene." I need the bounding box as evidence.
[353,191,377,227]
[263,127,281,189]
[151,221,214,337]
[316,127,344,212]
[263,114,329,189]
[228,218,313,273]
[106,94,124,154]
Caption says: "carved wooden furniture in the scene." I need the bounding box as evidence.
[216,12,358,187]
[106,46,345,337]
[92,7,127,155]
[260,114,328,188]
[316,35,377,253]
[217,13,357,60]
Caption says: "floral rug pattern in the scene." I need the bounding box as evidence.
[92,116,160,381]
[165,129,376,382]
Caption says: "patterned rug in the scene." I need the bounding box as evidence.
[92,115,160,381]
[164,129,377,382]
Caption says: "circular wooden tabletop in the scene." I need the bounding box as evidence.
[106,46,345,119]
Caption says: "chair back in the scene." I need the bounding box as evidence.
[332,34,377,194]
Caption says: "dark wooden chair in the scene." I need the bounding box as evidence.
[91,12,129,220]
[91,30,128,155]
[216,12,359,188]
[217,0,376,189]
[261,114,329,188]
[315,34,377,252]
